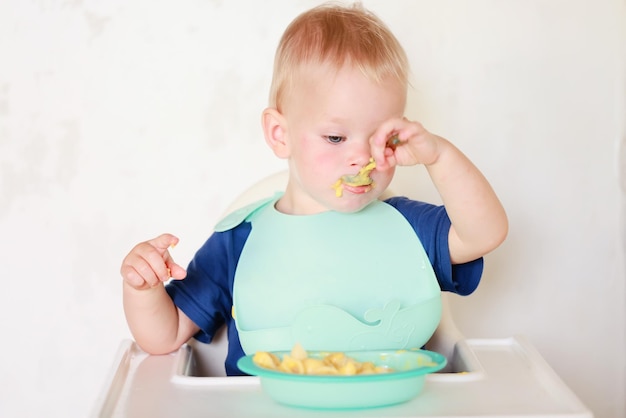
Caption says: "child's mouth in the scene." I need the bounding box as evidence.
[332,158,376,197]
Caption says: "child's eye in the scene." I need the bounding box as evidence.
[325,135,345,144]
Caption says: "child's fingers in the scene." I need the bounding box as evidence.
[148,233,180,253]
[157,236,186,280]
[370,119,410,169]
[371,119,431,168]
[121,264,146,289]
[135,244,175,283]
[166,262,187,280]
[121,234,181,289]
[122,244,172,285]
[121,258,160,288]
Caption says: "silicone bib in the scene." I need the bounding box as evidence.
[230,196,442,354]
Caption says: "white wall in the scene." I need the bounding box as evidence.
[0,1,623,417]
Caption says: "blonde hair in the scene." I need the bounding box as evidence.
[269,2,409,110]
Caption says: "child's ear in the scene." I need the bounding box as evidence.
[261,107,289,159]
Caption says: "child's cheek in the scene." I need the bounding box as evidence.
[299,139,336,170]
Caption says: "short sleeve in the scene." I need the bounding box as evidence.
[165,226,246,343]
[384,196,483,296]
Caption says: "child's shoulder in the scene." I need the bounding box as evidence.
[384,195,433,210]
[384,196,447,222]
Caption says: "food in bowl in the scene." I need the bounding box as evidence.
[238,345,447,409]
[253,343,393,375]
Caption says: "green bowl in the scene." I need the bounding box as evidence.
[237,349,446,409]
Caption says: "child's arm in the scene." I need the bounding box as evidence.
[372,119,508,264]
[120,233,199,354]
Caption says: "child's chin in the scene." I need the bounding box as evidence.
[332,196,376,214]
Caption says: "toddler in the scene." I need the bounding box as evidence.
[121,3,508,375]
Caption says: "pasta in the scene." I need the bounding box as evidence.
[332,158,377,197]
[252,343,394,375]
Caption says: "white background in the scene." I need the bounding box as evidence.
[0,1,624,417]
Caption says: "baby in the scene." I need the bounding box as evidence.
[120,3,508,376]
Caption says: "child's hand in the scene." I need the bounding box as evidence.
[370,117,442,171]
[120,233,187,290]
[370,118,508,264]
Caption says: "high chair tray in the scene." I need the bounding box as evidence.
[93,336,592,417]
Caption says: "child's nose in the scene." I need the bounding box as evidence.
[349,140,372,167]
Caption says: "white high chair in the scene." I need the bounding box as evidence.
[93,170,593,418]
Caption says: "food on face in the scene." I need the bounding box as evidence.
[332,158,377,197]
[252,343,394,375]
[342,158,376,186]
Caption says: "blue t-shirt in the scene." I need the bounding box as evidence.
[166,196,483,375]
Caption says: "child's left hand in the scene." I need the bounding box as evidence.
[369,117,442,170]
[369,117,508,265]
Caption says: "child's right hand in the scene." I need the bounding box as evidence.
[370,117,442,171]
[120,233,187,290]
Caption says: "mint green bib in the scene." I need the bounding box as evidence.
[220,194,441,355]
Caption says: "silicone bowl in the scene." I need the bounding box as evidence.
[237,348,446,409]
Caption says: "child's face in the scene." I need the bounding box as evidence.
[278,63,406,214]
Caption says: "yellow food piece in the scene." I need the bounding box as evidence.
[278,355,305,374]
[290,342,307,360]
[332,158,377,198]
[324,352,348,368]
[342,158,376,186]
[252,343,394,375]
[338,360,358,375]
[252,351,280,370]
[332,179,344,197]
[303,358,338,375]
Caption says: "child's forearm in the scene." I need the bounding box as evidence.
[123,282,185,354]
[425,137,508,264]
